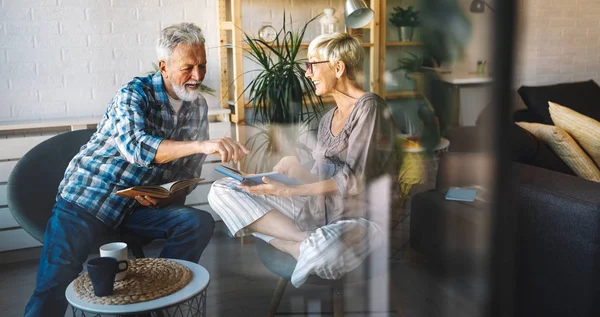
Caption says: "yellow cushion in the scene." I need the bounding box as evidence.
[516,122,600,182]
[549,101,600,168]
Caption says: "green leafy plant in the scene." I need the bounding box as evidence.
[241,13,324,125]
[389,5,421,28]
[238,13,324,172]
[391,52,424,79]
[148,63,216,96]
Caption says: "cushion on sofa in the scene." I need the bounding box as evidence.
[517,80,600,124]
[516,122,600,182]
[509,123,575,176]
[549,102,600,168]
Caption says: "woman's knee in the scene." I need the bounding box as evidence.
[208,178,240,206]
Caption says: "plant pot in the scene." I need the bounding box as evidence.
[398,27,414,42]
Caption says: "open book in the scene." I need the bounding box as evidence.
[215,165,300,186]
[115,178,204,199]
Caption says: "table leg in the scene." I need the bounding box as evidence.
[450,84,460,127]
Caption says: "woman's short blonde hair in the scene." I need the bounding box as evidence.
[307,32,364,80]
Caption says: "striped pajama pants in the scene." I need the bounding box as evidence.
[207,177,384,287]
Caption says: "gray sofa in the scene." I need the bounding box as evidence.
[410,80,600,316]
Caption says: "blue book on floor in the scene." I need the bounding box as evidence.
[445,188,477,202]
[215,165,300,186]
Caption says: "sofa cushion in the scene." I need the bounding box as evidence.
[549,102,600,168]
[509,123,575,176]
[512,109,543,123]
[516,122,600,182]
[517,80,600,124]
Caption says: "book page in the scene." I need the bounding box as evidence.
[160,181,177,191]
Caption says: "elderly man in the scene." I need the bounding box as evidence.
[24,22,247,317]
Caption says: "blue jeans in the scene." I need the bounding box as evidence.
[24,197,215,317]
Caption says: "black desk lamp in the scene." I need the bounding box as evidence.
[469,0,496,13]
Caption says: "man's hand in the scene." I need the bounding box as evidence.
[238,177,294,197]
[135,195,162,208]
[200,138,249,163]
[273,156,303,179]
[134,191,185,208]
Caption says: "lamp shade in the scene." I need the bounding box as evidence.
[344,0,374,29]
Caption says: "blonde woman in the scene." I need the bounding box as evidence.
[208,32,398,286]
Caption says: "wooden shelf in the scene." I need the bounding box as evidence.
[386,41,423,47]
[219,0,391,124]
[240,95,335,108]
[238,92,422,109]
[384,90,421,99]
[224,42,373,50]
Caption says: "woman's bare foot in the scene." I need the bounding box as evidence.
[270,239,302,260]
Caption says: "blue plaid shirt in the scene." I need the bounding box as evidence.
[58,72,209,229]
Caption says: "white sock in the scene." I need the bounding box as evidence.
[251,232,275,243]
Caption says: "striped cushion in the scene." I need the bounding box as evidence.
[549,101,600,168]
[516,122,600,182]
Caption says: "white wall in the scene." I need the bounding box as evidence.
[0,0,221,121]
[0,0,344,123]
[514,0,600,87]
[452,0,494,73]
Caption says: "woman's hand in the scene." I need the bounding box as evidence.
[273,156,303,178]
[238,177,295,197]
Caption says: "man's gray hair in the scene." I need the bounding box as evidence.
[156,22,205,61]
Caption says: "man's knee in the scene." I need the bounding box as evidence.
[180,208,215,236]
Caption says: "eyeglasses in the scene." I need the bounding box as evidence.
[304,61,330,73]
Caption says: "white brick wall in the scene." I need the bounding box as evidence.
[514,0,600,89]
[0,0,343,122]
[0,0,218,121]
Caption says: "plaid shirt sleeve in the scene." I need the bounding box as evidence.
[110,87,163,167]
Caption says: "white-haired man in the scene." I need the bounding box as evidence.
[24,22,247,317]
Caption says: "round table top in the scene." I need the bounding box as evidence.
[65,259,210,314]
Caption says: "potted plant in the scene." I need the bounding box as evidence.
[239,13,324,172]
[389,5,420,42]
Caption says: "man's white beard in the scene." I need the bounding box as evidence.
[173,81,202,102]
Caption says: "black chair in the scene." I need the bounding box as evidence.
[255,239,405,317]
[7,128,150,258]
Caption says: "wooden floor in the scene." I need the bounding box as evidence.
[0,220,483,317]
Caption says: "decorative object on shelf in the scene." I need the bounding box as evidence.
[258,22,277,44]
[389,5,421,42]
[241,13,324,172]
[148,63,215,96]
[469,0,496,13]
[319,8,339,35]
[344,0,374,29]
[476,60,487,74]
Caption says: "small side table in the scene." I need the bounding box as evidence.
[65,259,210,317]
[398,137,451,207]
